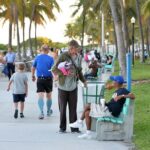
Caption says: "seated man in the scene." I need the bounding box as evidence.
[69,75,135,139]
[106,55,113,65]
[84,59,101,79]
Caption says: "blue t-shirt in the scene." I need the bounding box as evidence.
[106,88,130,117]
[33,54,54,77]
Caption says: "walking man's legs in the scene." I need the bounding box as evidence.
[58,89,68,132]
[68,88,79,132]
[7,63,11,80]
[38,92,45,119]
[46,92,52,116]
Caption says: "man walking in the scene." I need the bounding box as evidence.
[52,40,86,133]
[5,47,16,80]
[32,45,54,119]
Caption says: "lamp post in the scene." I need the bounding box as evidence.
[106,32,110,53]
[131,17,136,66]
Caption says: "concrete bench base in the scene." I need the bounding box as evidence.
[96,121,125,141]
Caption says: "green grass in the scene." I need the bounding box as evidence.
[106,60,150,150]
[114,59,150,80]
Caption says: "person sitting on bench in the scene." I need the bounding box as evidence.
[84,58,101,79]
[106,55,113,65]
[69,75,135,139]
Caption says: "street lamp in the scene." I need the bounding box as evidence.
[131,17,136,66]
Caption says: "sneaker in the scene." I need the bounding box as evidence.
[39,113,44,120]
[71,130,81,134]
[69,120,83,128]
[59,129,66,134]
[20,113,24,118]
[14,109,18,119]
[78,133,92,139]
[47,109,53,117]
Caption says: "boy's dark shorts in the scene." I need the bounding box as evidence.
[37,77,53,93]
[13,94,26,103]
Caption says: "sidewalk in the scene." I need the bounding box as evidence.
[0,73,129,150]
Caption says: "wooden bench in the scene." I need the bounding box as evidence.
[94,98,134,142]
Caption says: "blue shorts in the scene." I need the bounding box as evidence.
[13,94,26,103]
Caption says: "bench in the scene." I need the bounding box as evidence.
[94,98,134,142]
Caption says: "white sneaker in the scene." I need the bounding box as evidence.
[69,120,83,128]
[78,133,92,139]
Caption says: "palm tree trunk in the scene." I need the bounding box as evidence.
[135,0,145,63]
[22,0,26,58]
[34,22,37,50]
[109,0,126,78]
[119,0,130,52]
[29,5,35,58]
[113,21,118,59]
[16,9,21,60]
[8,21,12,48]
[81,11,86,50]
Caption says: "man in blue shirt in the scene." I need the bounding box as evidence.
[5,47,16,80]
[32,45,54,119]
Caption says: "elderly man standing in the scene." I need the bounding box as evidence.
[52,40,86,133]
[32,45,54,119]
[5,47,16,80]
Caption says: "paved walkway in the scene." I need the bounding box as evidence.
[0,73,129,150]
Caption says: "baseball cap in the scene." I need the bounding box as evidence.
[110,76,126,84]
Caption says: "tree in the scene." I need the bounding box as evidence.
[135,0,145,63]
[109,0,126,78]
[142,0,150,55]
[27,0,60,58]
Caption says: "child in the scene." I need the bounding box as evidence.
[57,61,72,76]
[69,75,135,139]
[7,63,28,119]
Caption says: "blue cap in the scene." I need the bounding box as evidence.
[110,76,125,84]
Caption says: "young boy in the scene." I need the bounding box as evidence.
[69,75,135,139]
[7,63,28,119]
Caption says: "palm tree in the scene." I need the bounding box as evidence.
[135,0,145,63]
[72,0,92,49]
[0,0,13,48]
[20,0,27,58]
[108,0,126,78]
[119,0,130,52]
[142,0,150,55]
[27,0,60,58]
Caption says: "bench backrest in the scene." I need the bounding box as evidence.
[82,82,105,104]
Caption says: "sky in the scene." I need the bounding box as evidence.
[0,0,77,45]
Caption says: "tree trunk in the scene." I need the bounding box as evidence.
[81,11,86,50]
[8,21,12,48]
[119,0,130,52]
[34,22,37,50]
[109,0,126,78]
[135,0,145,63]
[22,0,26,58]
[16,8,21,60]
[113,21,118,59]
[29,5,35,58]
[8,3,13,48]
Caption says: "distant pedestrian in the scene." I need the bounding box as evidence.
[5,47,16,80]
[52,40,87,133]
[32,45,54,120]
[7,63,28,119]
